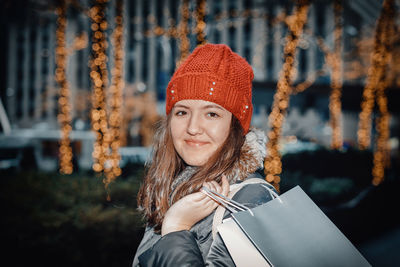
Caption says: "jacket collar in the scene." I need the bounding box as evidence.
[225,127,267,183]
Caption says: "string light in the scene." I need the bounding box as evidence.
[291,69,327,94]
[89,0,110,174]
[55,1,73,174]
[177,0,190,67]
[264,0,310,191]
[142,4,289,52]
[291,23,329,94]
[148,1,283,61]
[104,0,124,187]
[195,0,207,46]
[329,0,343,149]
[311,1,343,150]
[357,0,394,151]
[373,73,391,186]
[370,0,395,186]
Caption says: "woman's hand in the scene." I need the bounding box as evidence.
[161,175,229,236]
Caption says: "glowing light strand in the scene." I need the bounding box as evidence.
[329,0,343,149]
[195,0,207,46]
[372,73,391,186]
[291,29,329,94]
[55,1,73,174]
[177,0,190,67]
[89,0,110,174]
[104,0,124,186]
[264,0,310,191]
[357,0,394,150]
[291,69,327,94]
[145,6,289,52]
[371,0,395,186]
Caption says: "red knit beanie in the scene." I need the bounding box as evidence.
[165,44,254,133]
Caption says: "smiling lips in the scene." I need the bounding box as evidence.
[185,139,210,147]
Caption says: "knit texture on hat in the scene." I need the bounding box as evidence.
[165,44,254,133]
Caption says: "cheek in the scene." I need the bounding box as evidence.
[170,118,184,143]
[210,120,231,145]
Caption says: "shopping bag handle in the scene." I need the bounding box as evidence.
[209,178,281,238]
[202,181,282,217]
[201,186,254,215]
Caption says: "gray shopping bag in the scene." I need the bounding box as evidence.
[232,186,371,267]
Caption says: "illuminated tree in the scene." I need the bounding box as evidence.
[89,0,110,175]
[177,0,190,66]
[356,0,395,186]
[105,0,124,186]
[264,0,310,191]
[55,0,73,174]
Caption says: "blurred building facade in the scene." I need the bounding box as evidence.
[2,0,396,170]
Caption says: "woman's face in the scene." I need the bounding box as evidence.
[170,99,232,166]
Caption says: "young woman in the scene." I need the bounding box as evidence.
[132,44,276,266]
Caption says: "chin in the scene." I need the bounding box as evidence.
[183,157,208,167]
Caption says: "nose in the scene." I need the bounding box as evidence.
[187,113,203,135]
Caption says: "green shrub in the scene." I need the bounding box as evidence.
[0,169,146,267]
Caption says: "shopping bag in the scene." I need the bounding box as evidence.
[203,182,275,267]
[202,184,371,267]
[217,216,271,266]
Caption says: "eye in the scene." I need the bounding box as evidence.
[174,110,187,116]
[207,112,219,118]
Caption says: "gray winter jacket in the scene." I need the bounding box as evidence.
[132,129,274,266]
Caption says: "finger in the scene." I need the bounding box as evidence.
[221,175,230,196]
[206,181,217,192]
[199,185,219,204]
[191,191,208,202]
[199,186,217,202]
[201,183,213,199]
[201,186,221,206]
[202,182,210,193]
[210,181,221,193]
[202,181,214,191]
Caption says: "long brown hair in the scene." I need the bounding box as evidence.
[137,113,245,231]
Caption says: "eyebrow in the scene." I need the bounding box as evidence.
[173,104,190,109]
[204,104,224,110]
[173,104,225,110]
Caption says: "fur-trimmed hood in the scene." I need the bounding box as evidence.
[225,127,267,183]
